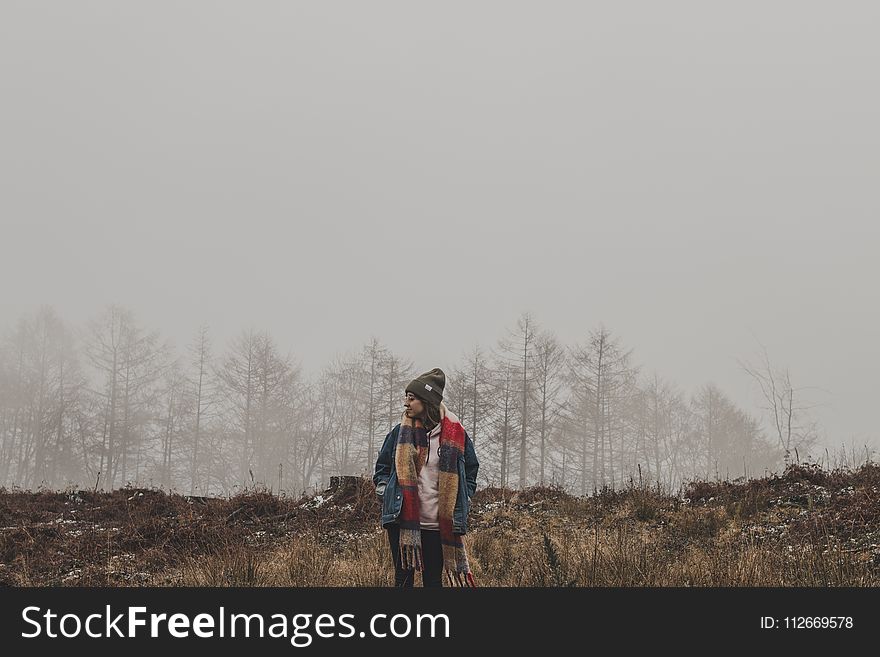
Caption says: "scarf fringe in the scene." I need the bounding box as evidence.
[400,545,424,572]
[399,528,423,571]
[444,569,478,588]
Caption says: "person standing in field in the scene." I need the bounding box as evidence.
[373,368,479,587]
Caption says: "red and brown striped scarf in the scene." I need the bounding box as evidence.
[394,402,476,587]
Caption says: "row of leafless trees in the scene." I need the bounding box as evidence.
[0,306,817,495]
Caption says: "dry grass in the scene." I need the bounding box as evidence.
[2,464,878,586]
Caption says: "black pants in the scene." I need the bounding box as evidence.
[386,525,443,587]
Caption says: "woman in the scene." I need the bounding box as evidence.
[373,368,479,587]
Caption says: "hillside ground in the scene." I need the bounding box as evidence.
[1,463,878,586]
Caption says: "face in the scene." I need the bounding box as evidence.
[404,392,425,419]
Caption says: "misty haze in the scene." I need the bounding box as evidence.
[1,2,877,495]
[1,3,879,588]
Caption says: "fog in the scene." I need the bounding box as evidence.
[2,1,878,476]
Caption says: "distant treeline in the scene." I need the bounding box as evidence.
[0,306,814,495]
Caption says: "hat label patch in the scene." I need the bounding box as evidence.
[425,384,432,391]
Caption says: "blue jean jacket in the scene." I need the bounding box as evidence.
[372,423,479,534]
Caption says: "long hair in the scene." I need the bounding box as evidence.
[423,400,441,431]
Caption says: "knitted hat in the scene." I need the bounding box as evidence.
[405,368,445,408]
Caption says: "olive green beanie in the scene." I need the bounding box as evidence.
[405,368,445,408]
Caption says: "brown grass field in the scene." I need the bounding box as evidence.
[1,463,878,586]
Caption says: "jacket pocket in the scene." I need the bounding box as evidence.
[383,472,399,517]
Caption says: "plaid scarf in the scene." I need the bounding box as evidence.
[394,402,476,587]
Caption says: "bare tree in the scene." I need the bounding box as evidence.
[0,319,28,486]
[531,330,566,485]
[690,382,779,480]
[253,332,299,488]
[83,305,167,489]
[690,383,728,479]
[361,337,389,472]
[187,323,215,494]
[630,374,688,489]
[740,344,819,464]
[116,317,168,487]
[0,307,84,488]
[217,329,301,491]
[379,351,414,432]
[449,344,491,443]
[568,326,638,493]
[217,330,258,488]
[496,313,537,487]
[157,357,188,489]
[83,305,125,490]
[486,359,517,488]
[295,379,336,493]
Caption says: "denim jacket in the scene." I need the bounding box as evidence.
[372,422,479,534]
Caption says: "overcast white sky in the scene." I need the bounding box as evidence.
[1,2,877,451]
